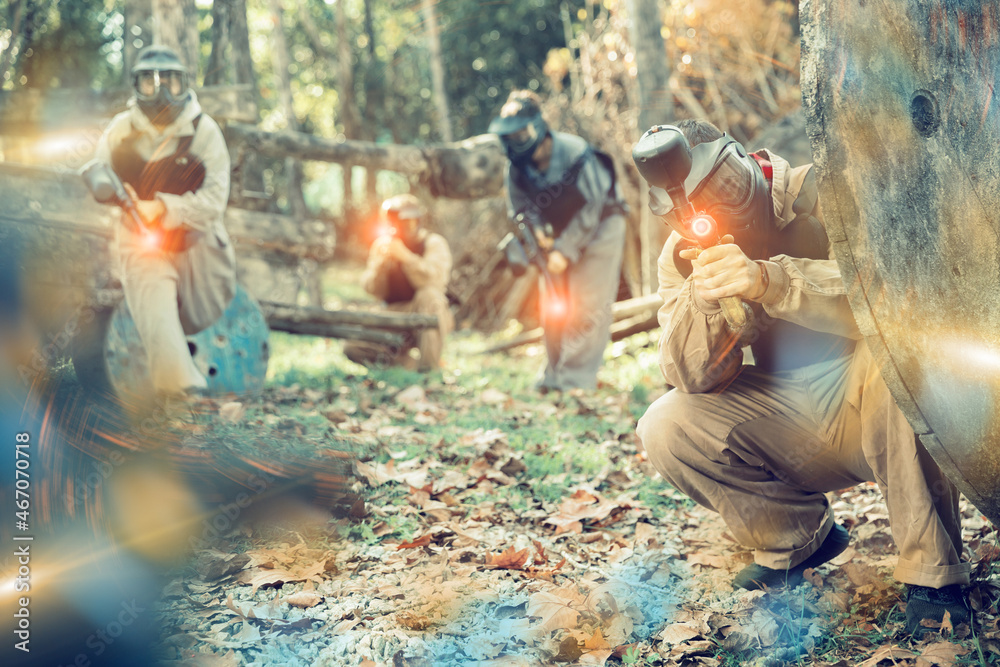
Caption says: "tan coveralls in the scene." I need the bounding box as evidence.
[636,151,969,588]
[95,94,236,396]
[344,230,454,370]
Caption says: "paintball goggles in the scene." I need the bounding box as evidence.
[632,126,753,332]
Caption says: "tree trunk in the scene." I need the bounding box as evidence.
[626,0,671,135]
[362,0,380,213]
[152,0,200,76]
[335,0,362,228]
[205,0,231,86]
[422,0,453,141]
[123,0,155,81]
[267,0,308,221]
[228,0,255,89]
[626,0,671,296]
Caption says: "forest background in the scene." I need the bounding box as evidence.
[0,0,805,324]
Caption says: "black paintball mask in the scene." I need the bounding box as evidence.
[637,126,773,261]
[380,194,426,253]
[132,46,191,127]
[489,112,549,167]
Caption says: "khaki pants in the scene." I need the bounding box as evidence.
[343,288,453,371]
[119,230,236,396]
[637,342,969,588]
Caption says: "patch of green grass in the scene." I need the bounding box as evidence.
[266,332,360,389]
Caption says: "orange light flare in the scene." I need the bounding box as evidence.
[690,214,717,242]
[546,294,568,320]
[141,231,162,249]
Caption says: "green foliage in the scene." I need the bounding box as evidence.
[9,0,120,89]
[435,0,567,136]
[622,644,649,665]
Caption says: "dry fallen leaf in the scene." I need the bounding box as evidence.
[484,545,530,570]
[686,552,731,570]
[658,622,703,645]
[859,645,917,667]
[584,628,612,650]
[396,611,435,630]
[803,567,824,588]
[527,589,582,633]
[283,591,323,609]
[239,568,305,594]
[915,640,969,667]
[397,534,433,550]
[218,401,245,423]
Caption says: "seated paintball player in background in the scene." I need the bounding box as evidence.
[489,89,627,393]
[633,119,970,637]
[95,45,236,401]
[344,194,454,371]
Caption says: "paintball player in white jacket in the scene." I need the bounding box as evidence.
[95,45,236,400]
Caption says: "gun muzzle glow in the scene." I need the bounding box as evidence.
[690,215,719,245]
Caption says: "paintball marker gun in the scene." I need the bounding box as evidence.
[499,214,568,322]
[80,160,150,237]
[632,126,752,332]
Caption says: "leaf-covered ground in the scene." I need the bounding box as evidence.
[141,322,1000,667]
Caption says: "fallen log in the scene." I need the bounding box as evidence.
[258,301,437,331]
[477,294,663,354]
[225,123,506,199]
[258,301,436,346]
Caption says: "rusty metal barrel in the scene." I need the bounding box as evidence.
[802,0,1000,523]
[72,285,270,400]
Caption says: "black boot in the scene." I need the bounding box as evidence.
[733,523,850,591]
[904,584,970,638]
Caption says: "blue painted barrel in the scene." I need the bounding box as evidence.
[102,285,269,400]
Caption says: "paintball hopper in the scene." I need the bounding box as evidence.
[632,125,696,224]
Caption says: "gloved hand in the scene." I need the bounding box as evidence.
[123,183,167,229]
[679,234,767,303]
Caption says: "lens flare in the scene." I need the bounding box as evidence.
[691,215,715,239]
[547,296,567,319]
[142,232,161,249]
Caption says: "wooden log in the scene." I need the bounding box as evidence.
[266,321,404,347]
[476,294,663,354]
[0,162,335,259]
[0,84,259,133]
[225,123,506,199]
[258,301,436,346]
[610,311,659,341]
[258,301,437,331]
[609,293,663,320]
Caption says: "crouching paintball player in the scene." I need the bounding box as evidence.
[344,194,454,371]
[92,45,236,401]
[633,119,970,637]
[489,90,627,392]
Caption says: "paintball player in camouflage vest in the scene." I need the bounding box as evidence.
[634,119,970,637]
[344,194,454,371]
[94,45,236,400]
[490,90,627,392]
